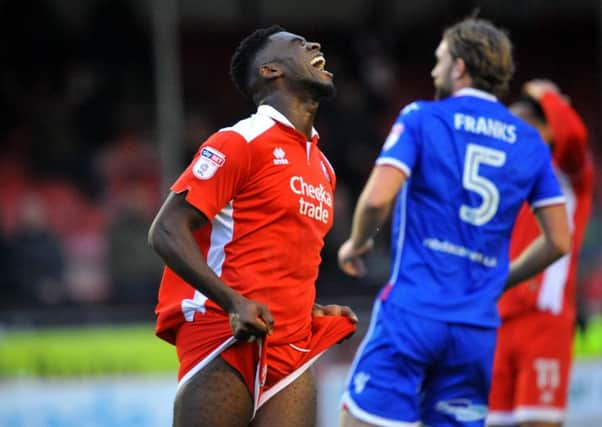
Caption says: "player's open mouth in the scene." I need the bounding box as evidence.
[311,55,332,77]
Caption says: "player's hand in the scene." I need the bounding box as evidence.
[337,238,373,277]
[522,79,561,100]
[228,296,274,342]
[312,303,358,323]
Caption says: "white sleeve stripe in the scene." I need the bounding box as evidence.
[531,196,566,209]
[375,158,411,177]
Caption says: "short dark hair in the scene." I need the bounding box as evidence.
[230,25,285,100]
[444,18,514,96]
[511,95,547,124]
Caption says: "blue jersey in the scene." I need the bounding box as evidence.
[377,88,564,327]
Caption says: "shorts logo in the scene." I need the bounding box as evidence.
[534,358,560,404]
[353,372,370,394]
[193,146,226,180]
[273,147,289,165]
[435,399,487,422]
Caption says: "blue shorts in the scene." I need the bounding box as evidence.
[342,298,497,427]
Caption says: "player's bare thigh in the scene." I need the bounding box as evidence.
[339,407,379,427]
[173,356,253,427]
[251,369,317,427]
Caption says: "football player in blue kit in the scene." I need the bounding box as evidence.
[337,18,571,427]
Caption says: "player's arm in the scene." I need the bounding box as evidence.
[338,165,407,277]
[504,203,570,291]
[524,80,589,175]
[148,193,273,340]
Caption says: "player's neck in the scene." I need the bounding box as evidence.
[452,76,473,94]
[261,93,318,140]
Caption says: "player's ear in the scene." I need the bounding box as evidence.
[259,62,283,80]
[451,57,467,80]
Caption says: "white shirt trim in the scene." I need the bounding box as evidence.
[531,196,566,209]
[257,104,319,138]
[454,87,497,102]
[375,158,411,177]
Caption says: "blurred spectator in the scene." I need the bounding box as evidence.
[182,108,215,164]
[0,230,16,307]
[107,183,163,304]
[8,195,66,306]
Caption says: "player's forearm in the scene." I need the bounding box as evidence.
[148,219,241,312]
[540,92,588,174]
[504,235,568,292]
[349,194,391,249]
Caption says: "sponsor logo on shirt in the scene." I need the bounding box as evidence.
[290,176,332,224]
[192,146,226,180]
[273,147,289,165]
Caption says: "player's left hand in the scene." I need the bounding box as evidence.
[337,238,373,277]
[312,303,358,323]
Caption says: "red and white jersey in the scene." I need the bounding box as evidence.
[155,105,337,345]
[499,92,594,321]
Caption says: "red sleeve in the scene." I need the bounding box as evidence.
[540,91,589,181]
[171,130,251,219]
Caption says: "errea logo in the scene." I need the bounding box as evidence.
[273,147,289,165]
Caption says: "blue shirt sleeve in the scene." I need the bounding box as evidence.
[376,102,422,177]
[528,146,565,209]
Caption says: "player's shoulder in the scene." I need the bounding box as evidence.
[397,100,432,117]
[218,110,277,144]
[393,100,435,126]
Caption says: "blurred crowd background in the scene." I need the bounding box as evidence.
[0,0,600,327]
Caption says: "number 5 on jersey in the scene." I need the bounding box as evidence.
[460,143,506,226]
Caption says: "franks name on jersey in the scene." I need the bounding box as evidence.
[374,89,564,328]
[290,176,332,224]
[454,113,517,143]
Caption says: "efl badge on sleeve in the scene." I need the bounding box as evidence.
[193,146,226,180]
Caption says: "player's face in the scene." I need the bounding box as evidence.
[431,40,454,100]
[263,31,335,99]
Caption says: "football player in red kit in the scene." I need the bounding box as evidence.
[488,80,594,427]
[148,25,357,427]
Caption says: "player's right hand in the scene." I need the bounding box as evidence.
[337,238,373,277]
[228,296,274,342]
[523,79,561,100]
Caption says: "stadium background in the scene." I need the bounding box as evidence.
[0,0,600,425]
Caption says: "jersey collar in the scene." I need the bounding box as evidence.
[453,87,497,102]
[257,104,319,140]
